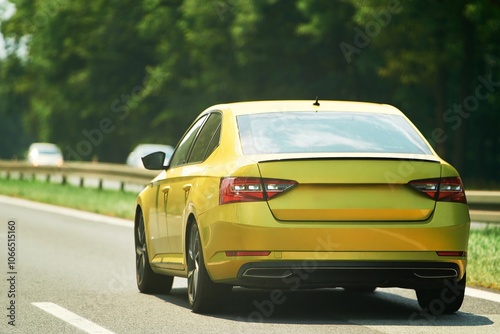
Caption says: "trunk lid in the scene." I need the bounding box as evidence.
[258,158,441,222]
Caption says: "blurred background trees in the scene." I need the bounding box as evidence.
[0,0,499,186]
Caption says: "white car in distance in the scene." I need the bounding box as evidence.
[27,142,64,167]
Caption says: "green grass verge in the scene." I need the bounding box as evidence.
[0,178,137,220]
[467,226,500,290]
[0,177,498,290]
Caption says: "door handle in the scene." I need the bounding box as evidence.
[161,186,170,194]
[182,184,192,202]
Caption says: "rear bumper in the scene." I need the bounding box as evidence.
[198,201,469,288]
[230,260,460,289]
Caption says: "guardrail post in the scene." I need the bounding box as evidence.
[46,174,50,183]
[79,178,84,188]
[62,175,67,185]
[120,182,125,192]
[98,179,103,190]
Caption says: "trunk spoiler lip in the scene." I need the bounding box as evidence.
[246,153,441,164]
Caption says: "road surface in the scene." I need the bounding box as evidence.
[0,195,499,334]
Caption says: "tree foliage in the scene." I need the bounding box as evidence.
[1,0,499,185]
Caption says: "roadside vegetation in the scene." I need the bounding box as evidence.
[467,226,500,290]
[0,178,136,220]
[0,177,498,290]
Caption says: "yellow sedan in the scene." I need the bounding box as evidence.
[135,100,470,314]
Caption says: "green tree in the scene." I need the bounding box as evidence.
[347,0,500,182]
[2,0,157,162]
[0,55,33,159]
[1,0,499,185]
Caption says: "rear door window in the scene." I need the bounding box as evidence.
[188,112,222,164]
[169,115,208,167]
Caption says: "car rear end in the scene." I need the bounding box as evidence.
[200,102,470,292]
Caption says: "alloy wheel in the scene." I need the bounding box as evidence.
[135,215,147,285]
[188,225,200,304]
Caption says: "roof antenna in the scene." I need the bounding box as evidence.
[313,96,320,107]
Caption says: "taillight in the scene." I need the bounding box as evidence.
[219,177,297,205]
[409,177,467,204]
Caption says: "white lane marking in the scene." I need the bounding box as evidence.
[0,195,132,228]
[466,287,500,303]
[32,302,115,334]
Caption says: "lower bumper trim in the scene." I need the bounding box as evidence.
[233,261,461,289]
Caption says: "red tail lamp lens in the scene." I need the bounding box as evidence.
[438,177,467,203]
[409,177,466,204]
[219,177,297,205]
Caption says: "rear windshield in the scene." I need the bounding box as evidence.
[237,112,432,155]
[37,147,61,154]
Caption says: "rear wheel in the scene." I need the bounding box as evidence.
[135,212,173,294]
[187,222,231,313]
[416,273,466,315]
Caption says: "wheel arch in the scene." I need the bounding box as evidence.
[134,204,142,224]
[134,204,155,265]
[185,213,197,263]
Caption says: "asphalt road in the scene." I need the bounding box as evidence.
[0,195,499,334]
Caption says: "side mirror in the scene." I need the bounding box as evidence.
[141,151,168,170]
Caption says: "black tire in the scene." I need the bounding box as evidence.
[187,222,231,313]
[135,212,173,294]
[416,273,466,315]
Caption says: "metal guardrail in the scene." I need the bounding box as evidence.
[0,160,499,223]
[466,191,500,224]
[0,160,157,191]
